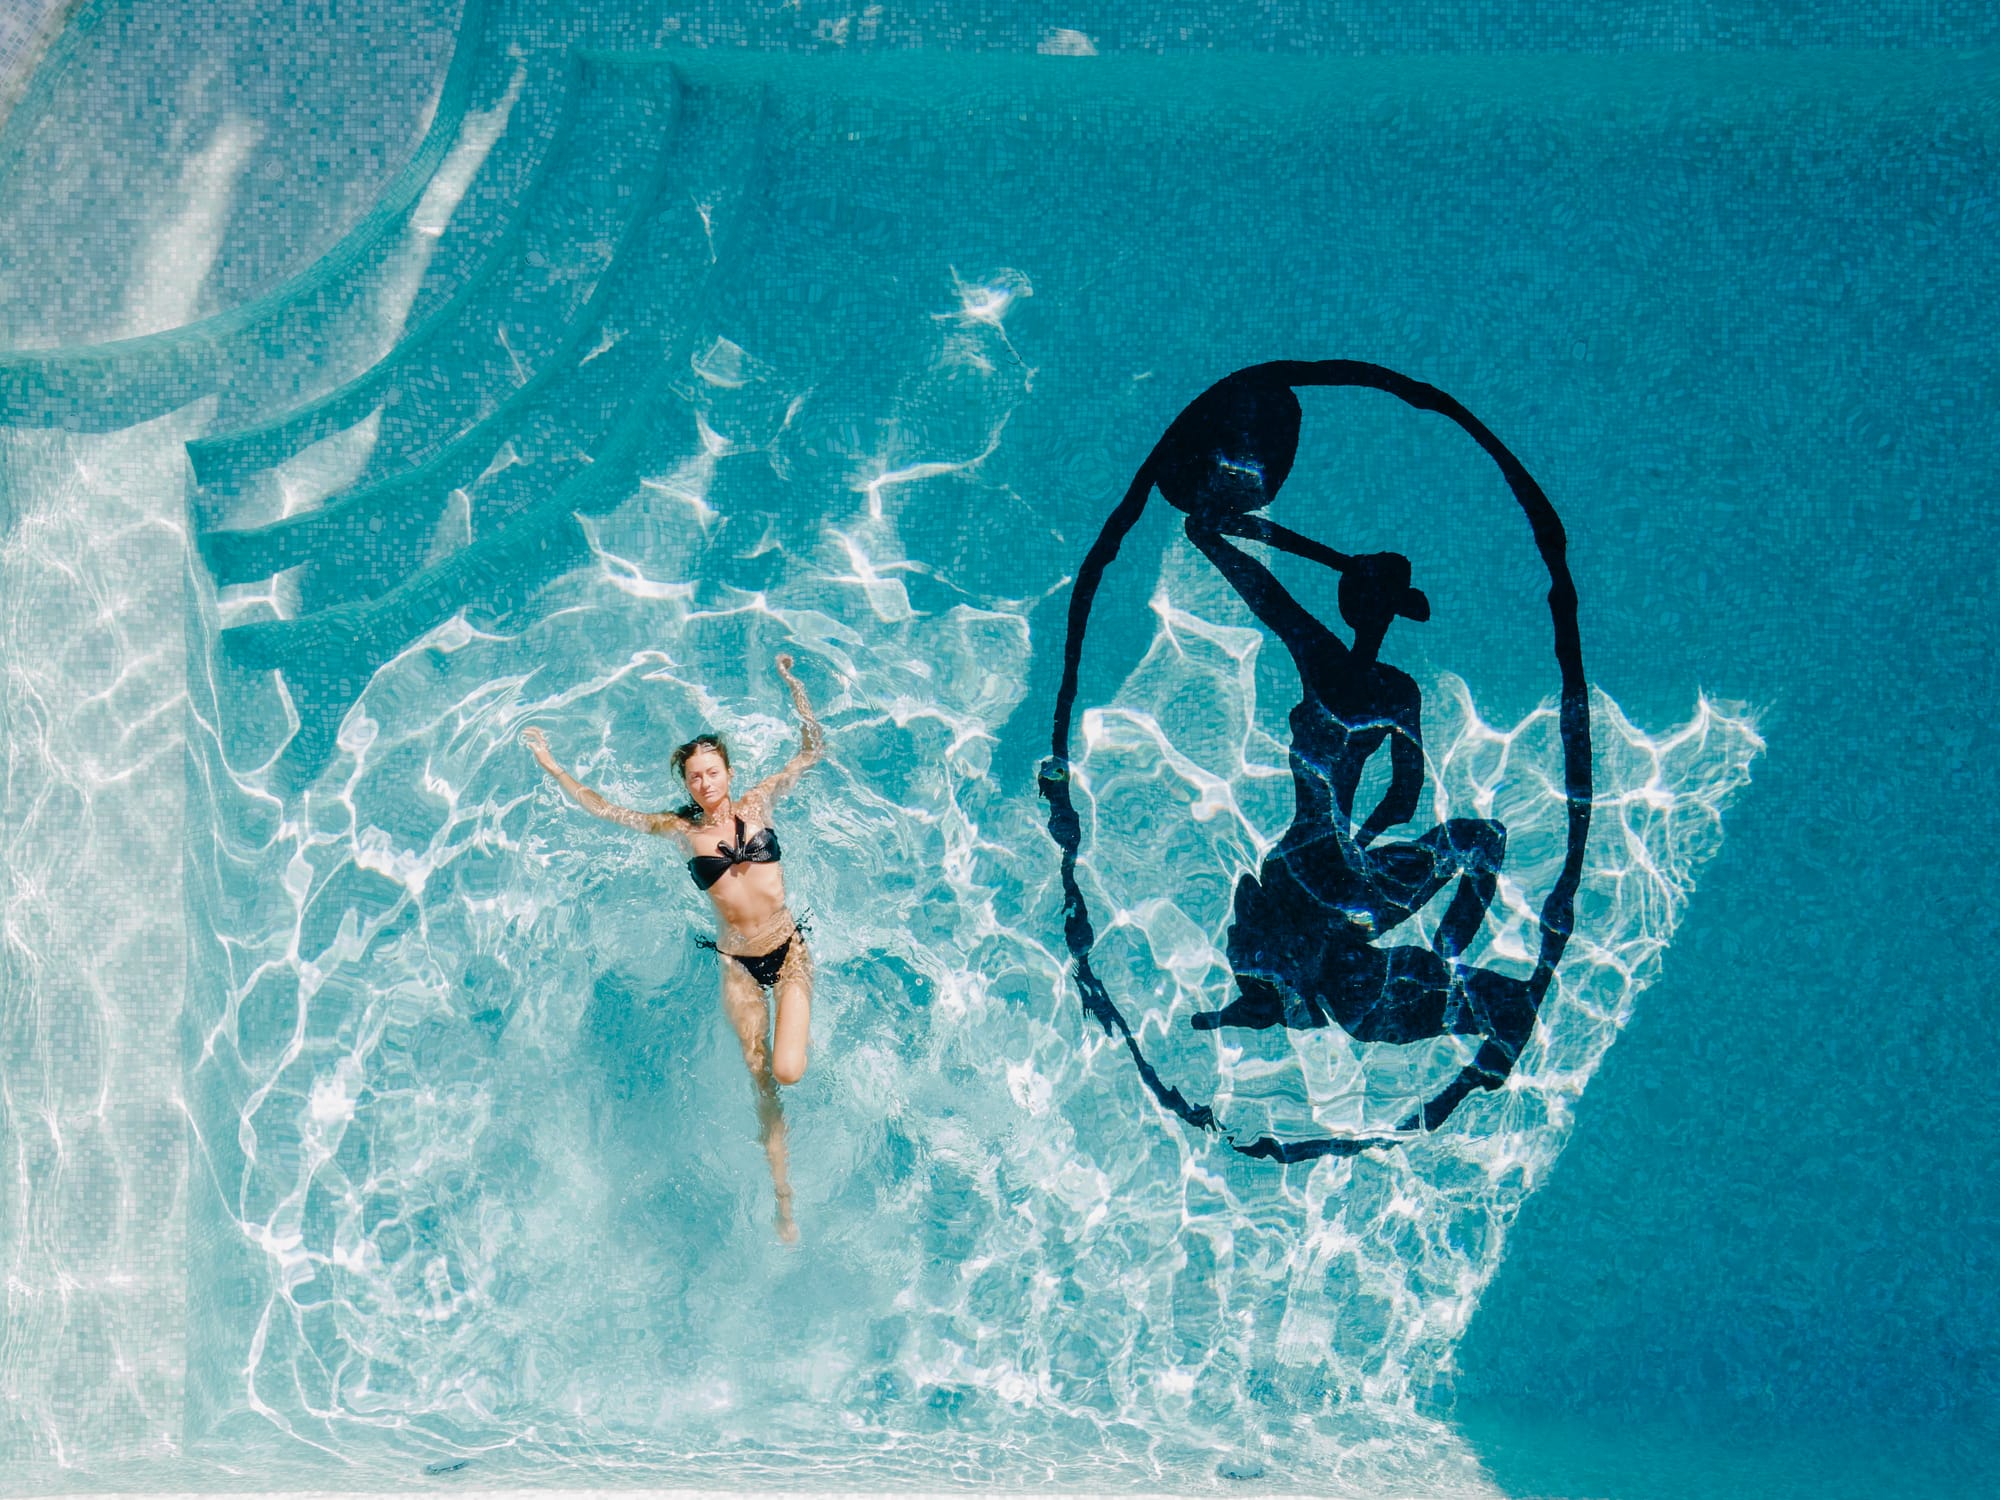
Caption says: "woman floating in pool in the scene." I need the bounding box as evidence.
[521,653,825,1242]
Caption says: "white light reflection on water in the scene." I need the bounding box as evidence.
[172,422,1758,1497]
[0,408,201,1467]
[11,266,1760,1492]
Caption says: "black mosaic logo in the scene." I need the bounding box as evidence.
[1041,362,1592,1162]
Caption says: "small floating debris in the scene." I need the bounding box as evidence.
[422,1457,472,1476]
[1217,1457,1266,1481]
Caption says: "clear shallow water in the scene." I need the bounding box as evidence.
[2,5,1996,1498]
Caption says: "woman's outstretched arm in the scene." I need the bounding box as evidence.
[521,727,690,837]
[749,654,825,806]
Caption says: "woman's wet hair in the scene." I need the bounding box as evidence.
[672,733,730,779]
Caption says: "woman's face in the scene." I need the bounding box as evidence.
[681,747,731,812]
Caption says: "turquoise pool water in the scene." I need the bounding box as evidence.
[0,3,1994,1496]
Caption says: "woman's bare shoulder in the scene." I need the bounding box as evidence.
[650,808,698,841]
[736,785,778,825]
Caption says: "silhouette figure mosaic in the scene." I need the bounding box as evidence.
[1041,361,1592,1162]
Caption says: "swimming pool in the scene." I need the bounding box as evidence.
[1,3,1994,1497]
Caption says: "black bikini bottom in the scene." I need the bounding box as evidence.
[729,938,792,990]
[698,910,810,991]
[698,934,795,989]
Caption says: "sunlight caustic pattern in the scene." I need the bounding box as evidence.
[0,17,1810,1488]
[167,271,1760,1486]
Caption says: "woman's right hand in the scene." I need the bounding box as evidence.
[520,726,552,765]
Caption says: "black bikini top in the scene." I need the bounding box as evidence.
[687,815,782,891]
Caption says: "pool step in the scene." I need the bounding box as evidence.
[0,0,534,433]
[184,52,679,510]
[197,64,744,606]
[216,71,773,782]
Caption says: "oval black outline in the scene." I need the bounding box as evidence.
[1040,360,1591,1163]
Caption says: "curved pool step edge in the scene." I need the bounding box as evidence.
[278,78,775,618]
[221,82,775,785]
[197,63,694,589]
[184,49,682,493]
[0,0,494,432]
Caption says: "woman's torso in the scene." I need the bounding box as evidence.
[686,806,789,934]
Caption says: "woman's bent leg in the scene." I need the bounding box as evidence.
[771,939,814,1087]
